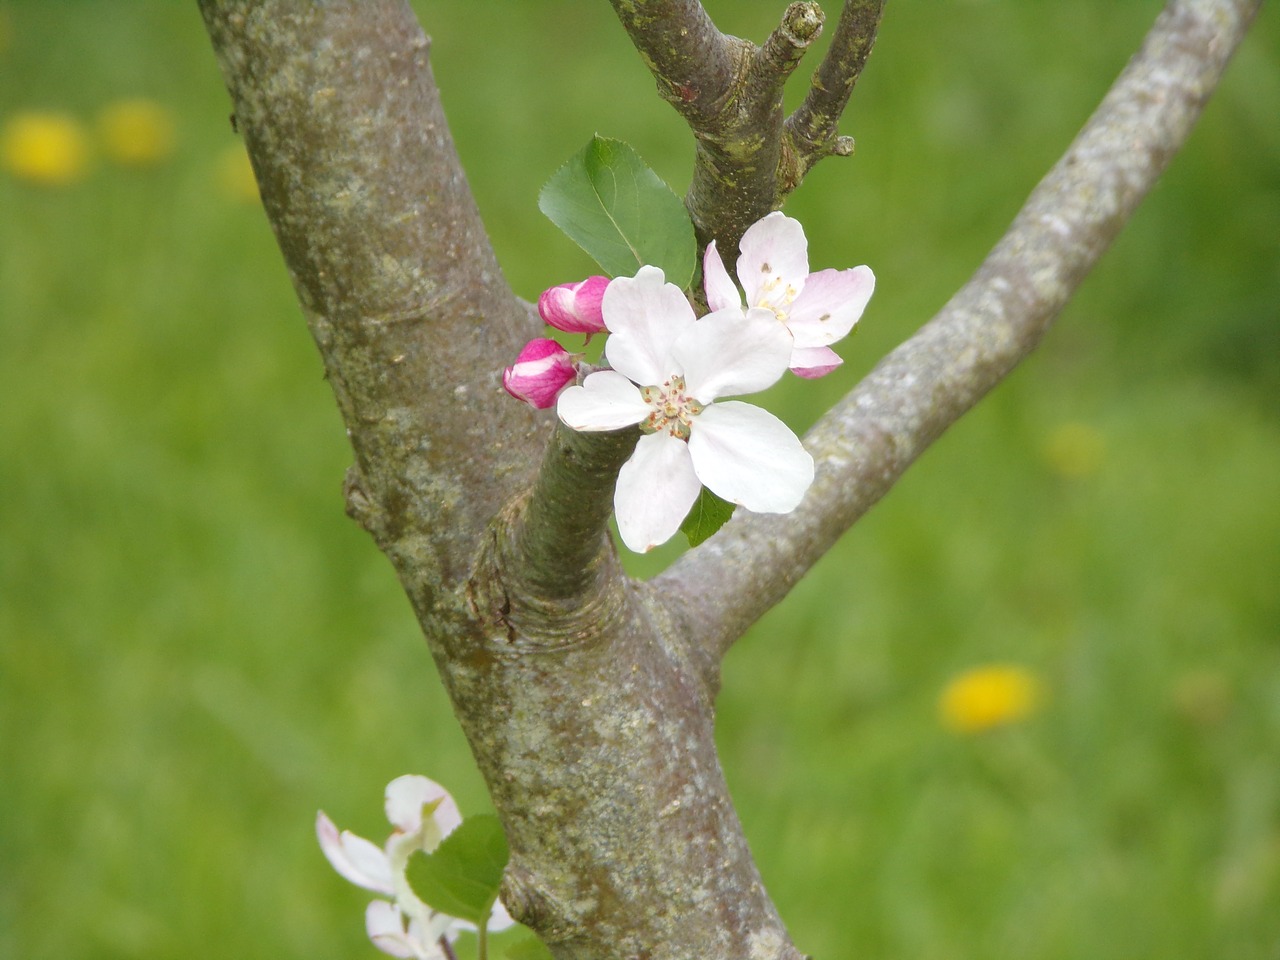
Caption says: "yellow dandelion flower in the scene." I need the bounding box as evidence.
[97,99,176,168]
[216,142,260,203]
[1043,421,1105,479]
[1,111,91,186]
[940,664,1044,734]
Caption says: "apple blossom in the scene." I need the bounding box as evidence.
[557,265,814,552]
[537,275,609,334]
[502,338,578,409]
[703,211,875,378]
[317,775,514,960]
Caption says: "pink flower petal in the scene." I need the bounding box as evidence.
[785,265,875,347]
[557,371,648,431]
[702,241,743,313]
[614,432,702,552]
[688,401,813,513]
[502,338,577,409]
[538,276,609,334]
[602,266,695,385]
[571,275,609,328]
[674,308,792,403]
[789,345,843,379]
[317,811,396,895]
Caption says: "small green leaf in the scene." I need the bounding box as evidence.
[539,136,696,286]
[680,487,737,547]
[506,937,555,960]
[405,814,509,926]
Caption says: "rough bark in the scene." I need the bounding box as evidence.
[197,0,1260,957]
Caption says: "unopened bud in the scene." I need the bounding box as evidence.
[537,276,609,334]
[502,338,578,408]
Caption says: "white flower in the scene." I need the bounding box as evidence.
[703,211,875,378]
[317,776,514,960]
[557,265,814,552]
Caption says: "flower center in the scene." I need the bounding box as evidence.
[755,273,799,322]
[639,374,703,440]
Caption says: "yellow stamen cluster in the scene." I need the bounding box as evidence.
[639,375,703,440]
[755,273,799,322]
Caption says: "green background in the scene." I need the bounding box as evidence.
[2,2,1277,957]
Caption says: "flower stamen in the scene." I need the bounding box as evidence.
[755,274,798,322]
[639,374,702,440]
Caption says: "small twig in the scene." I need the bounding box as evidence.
[782,0,885,193]
[609,0,837,258]
[748,2,826,105]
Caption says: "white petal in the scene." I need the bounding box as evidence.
[602,266,695,384]
[702,241,743,313]
[786,265,875,347]
[557,372,647,431]
[687,402,814,513]
[452,896,516,934]
[413,911,458,950]
[385,775,460,845]
[488,898,518,932]
[736,212,809,307]
[614,433,702,552]
[366,901,431,959]
[317,812,396,895]
[674,308,793,403]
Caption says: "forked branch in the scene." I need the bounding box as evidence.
[654,0,1263,661]
[608,0,882,254]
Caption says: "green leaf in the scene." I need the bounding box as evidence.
[404,814,510,926]
[539,136,695,286]
[680,487,737,547]
[506,937,555,960]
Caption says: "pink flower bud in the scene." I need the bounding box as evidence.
[537,276,610,334]
[502,338,578,408]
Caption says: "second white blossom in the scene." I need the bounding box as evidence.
[703,211,875,378]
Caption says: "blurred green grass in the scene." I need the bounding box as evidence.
[1,2,1277,958]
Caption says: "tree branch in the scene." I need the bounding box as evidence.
[656,0,1262,660]
[781,0,885,193]
[199,0,544,591]
[608,0,843,258]
[606,0,740,126]
[507,422,637,601]
[201,4,807,956]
